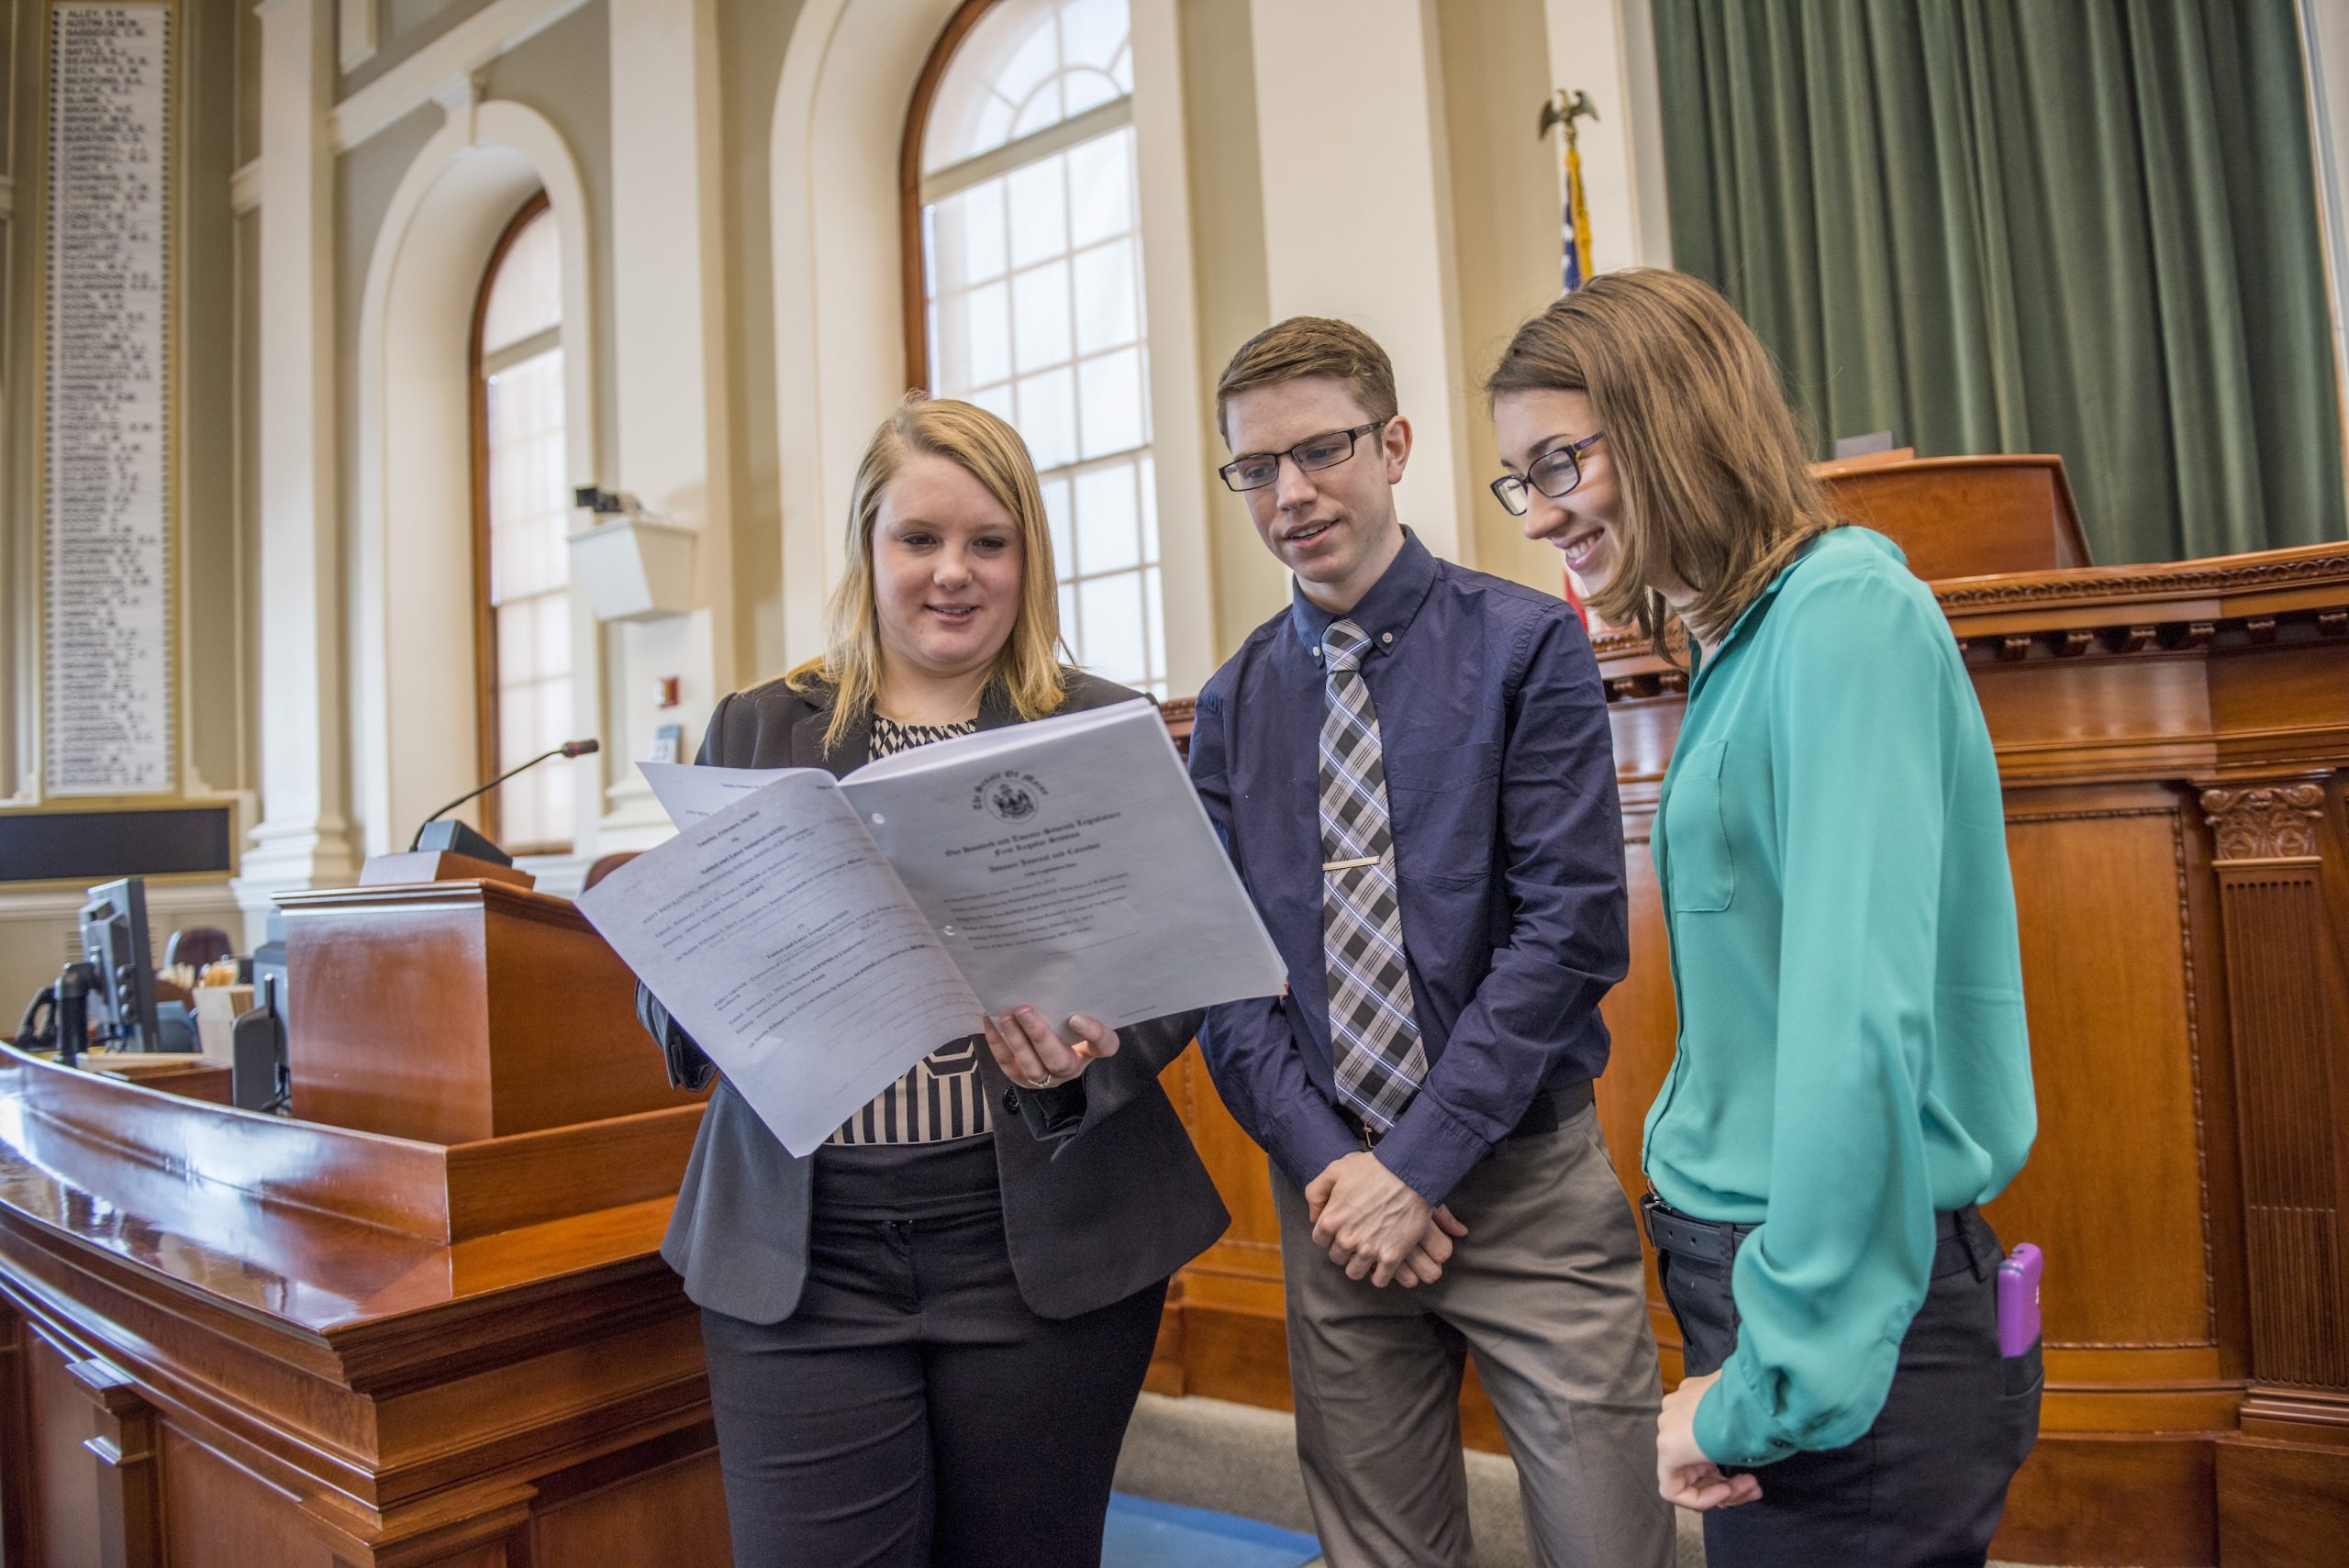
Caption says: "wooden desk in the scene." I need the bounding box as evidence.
[1153,538,2349,1568]
[0,872,721,1568]
[0,1046,723,1568]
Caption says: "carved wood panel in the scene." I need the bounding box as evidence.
[1998,805,2215,1348]
[2203,777,2349,1390]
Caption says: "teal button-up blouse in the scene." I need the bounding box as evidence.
[1643,526,2037,1466]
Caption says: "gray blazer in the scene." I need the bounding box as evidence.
[640,672,1230,1324]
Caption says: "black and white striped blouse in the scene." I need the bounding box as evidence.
[827,712,991,1146]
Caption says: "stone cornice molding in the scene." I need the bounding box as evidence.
[329,0,591,151]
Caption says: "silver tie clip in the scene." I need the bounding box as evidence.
[1322,855,1379,872]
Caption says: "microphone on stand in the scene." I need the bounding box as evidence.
[407,740,601,859]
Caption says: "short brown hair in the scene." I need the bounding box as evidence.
[1214,317,1399,444]
[1485,269,1841,654]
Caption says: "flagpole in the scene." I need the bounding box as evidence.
[1538,89,1601,624]
[1538,89,1600,295]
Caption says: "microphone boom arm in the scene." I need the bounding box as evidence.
[407,740,599,851]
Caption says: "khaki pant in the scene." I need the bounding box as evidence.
[1274,1103,1675,1568]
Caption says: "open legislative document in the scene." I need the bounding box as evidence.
[577,699,1286,1155]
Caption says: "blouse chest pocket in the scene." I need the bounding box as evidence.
[1660,740,1735,914]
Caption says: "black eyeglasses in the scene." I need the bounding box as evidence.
[1489,431,1605,516]
[1219,422,1387,494]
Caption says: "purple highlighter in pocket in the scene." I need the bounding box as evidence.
[1998,1242,2043,1356]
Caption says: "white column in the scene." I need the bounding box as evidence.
[1248,0,1472,563]
[1130,0,1219,695]
[604,0,736,844]
[1542,0,1674,272]
[234,0,357,938]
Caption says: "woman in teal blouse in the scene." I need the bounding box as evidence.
[1485,270,2041,1568]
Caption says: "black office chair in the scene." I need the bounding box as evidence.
[163,927,234,973]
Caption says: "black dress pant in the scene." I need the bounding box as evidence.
[697,1140,1166,1568]
[1657,1204,2043,1568]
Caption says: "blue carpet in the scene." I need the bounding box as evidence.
[1102,1493,1321,1567]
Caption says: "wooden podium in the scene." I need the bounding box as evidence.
[0,866,728,1568]
[1149,455,2349,1568]
[1814,450,2092,577]
[281,877,690,1143]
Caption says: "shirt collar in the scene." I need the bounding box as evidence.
[1688,527,1857,684]
[1288,528,1439,663]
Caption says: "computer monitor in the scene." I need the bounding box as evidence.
[80,877,161,1053]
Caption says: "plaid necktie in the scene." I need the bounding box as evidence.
[1318,618,1428,1133]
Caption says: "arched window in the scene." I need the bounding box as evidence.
[470,194,573,852]
[907,0,1163,695]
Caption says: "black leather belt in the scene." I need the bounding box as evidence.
[1341,1079,1594,1151]
[1642,1194,1988,1279]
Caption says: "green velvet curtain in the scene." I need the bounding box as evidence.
[1652,0,2347,563]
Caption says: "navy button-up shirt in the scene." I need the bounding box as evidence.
[1189,530,1628,1207]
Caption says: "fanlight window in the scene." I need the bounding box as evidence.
[918,0,1163,696]
[473,200,573,851]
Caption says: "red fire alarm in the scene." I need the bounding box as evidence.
[654,676,681,709]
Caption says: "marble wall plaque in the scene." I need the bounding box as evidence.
[45,2,173,796]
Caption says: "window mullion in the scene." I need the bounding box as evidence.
[919,95,1133,206]
[482,325,561,378]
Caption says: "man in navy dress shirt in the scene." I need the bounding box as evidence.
[1189,317,1673,1568]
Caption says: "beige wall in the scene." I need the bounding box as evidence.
[1440,0,1581,594]
[238,0,262,165]
[1179,0,1285,654]
[184,0,247,799]
[351,0,505,90]
[332,100,440,858]
[714,0,806,684]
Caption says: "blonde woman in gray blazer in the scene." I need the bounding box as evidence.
[637,397,1228,1568]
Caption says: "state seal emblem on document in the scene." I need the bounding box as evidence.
[985,778,1041,821]
[972,767,1048,820]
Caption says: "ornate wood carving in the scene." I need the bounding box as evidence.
[2199,783,2327,863]
[2199,774,2349,1393]
[1934,547,2349,607]
[1591,547,2349,662]
[1586,541,2349,686]
[2165,622,2217,651]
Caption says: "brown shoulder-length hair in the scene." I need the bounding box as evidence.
[1485,269,1841,653]
[786,395,1071,751]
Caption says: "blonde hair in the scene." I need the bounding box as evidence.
[787,395,1071,751]
[1215,316,1399,445]
[1485,269,1842,653]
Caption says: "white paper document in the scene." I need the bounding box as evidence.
[578,701,1286,1155]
